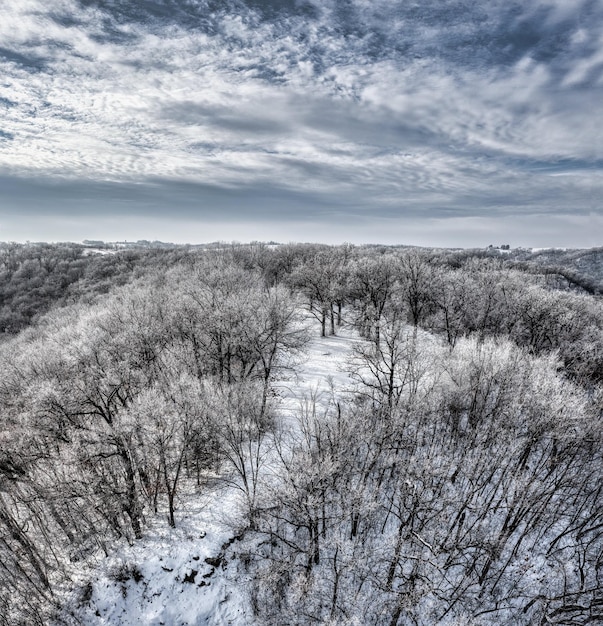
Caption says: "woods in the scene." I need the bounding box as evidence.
[249,336,601,624]
[0,242,601,625]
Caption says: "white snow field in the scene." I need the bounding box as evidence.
[63,321,357,626]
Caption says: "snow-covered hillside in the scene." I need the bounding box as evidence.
[62,323,357,626]
[3,244,600,626]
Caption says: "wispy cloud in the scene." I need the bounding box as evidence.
[0,0,601,244]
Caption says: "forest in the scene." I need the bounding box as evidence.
[0,241,601,625]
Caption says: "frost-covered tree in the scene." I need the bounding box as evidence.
[246,334,602,625]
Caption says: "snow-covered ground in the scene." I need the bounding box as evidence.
[274,323,357,422]
[67,488,250,625]
[62,322,357,626]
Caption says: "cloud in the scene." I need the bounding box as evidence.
[0,0,601,245]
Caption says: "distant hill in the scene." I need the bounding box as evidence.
[509,247,603,295]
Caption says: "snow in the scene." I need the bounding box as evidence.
[61,319,357,625]
[274,323,357,421]
[68,483,250,625]
[82,248,117,256]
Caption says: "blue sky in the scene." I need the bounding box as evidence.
[0,0,602,247]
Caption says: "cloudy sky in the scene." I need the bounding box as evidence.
[1,0,602,247]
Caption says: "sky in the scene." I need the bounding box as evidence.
[0,0,602,247]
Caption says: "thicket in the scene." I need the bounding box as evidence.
[246,332,602,624]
